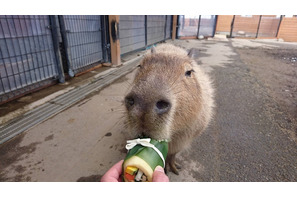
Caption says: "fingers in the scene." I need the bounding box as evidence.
[152,166,169,182]
[101,160,124,182]
[101,161,169,182]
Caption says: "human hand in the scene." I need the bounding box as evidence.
[101,160,169,182]
[152,166,169,182]
[100,160,124,182]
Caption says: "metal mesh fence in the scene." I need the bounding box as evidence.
[178,15,199,37]
[61,15,104,75]
[0,15,59,103]
[119,15,172,55]
[198,15,216,37]
[119,15,146,55]
[147,15,166,45]
[1,15,173,103]
[178,15,216,38]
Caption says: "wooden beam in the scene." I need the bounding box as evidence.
[108,15,121,66]
[172,15,178,40]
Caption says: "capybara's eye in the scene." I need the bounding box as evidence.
[185,69,194,77]
[125,97,135,107]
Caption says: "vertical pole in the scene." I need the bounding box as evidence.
[197,15,201,38]
[49,15,65,83]
[256,15,262,38]
[172,15,177,40]
[108,15,121,66]
[164,15,168,40]
[213,15,218,37]
[58,15,74,77]
[145,15,147,46]
[229,15,235,38]
[101,15,108,63]
[276,15,283,38]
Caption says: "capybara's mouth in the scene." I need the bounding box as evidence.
[136,132,169,142]
[137,132,149,139]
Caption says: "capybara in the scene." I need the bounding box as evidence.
[124,43,214,174]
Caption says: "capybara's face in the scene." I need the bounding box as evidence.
[124,49,201,141]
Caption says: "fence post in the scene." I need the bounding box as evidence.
[49,16,65,83]
[101,16,110,63]
[58,15,74,77]
[256,15,262,38]
[145,15,148,46]
[197,15,201,38]
[229,15,235,38]
[172,15,178,40]
[164,15,168,41]
[213,15,218,37]
[108,15,121,66]
[276,15,283,38]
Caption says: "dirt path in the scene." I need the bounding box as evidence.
[235,43,297,141]
[1,38,297,181]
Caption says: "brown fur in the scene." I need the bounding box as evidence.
[124,43,215,174]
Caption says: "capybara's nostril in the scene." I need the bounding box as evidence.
[155,100,171,114]
[125,96,135,108]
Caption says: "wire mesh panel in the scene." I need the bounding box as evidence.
[119,15,146,55]
[257,16,281,38]
[198,15,216,37]
[147,15,166,45]
[61,15,104,75]
[232,15,260,38]
[0,15,59,103]
[178,15,199,37]
[165,15,172,39]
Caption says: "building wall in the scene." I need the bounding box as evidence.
[216,15,233,33]
[278,17,297,42]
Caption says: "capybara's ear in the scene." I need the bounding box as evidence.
[151,46,156,54]
[187,48,195,58]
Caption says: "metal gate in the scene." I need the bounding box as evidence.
[178,15,217,38]
[0,15,63,104]
[59,15,108,76]
[230,15,282,38]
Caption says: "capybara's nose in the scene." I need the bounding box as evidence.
[155,100,171,115]
[125,96,135,108]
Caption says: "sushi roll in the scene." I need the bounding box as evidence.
[122,138,168,182]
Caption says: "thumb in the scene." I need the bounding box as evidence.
[152,166,169,182]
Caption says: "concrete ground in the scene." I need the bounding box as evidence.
[1,38,297,182]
